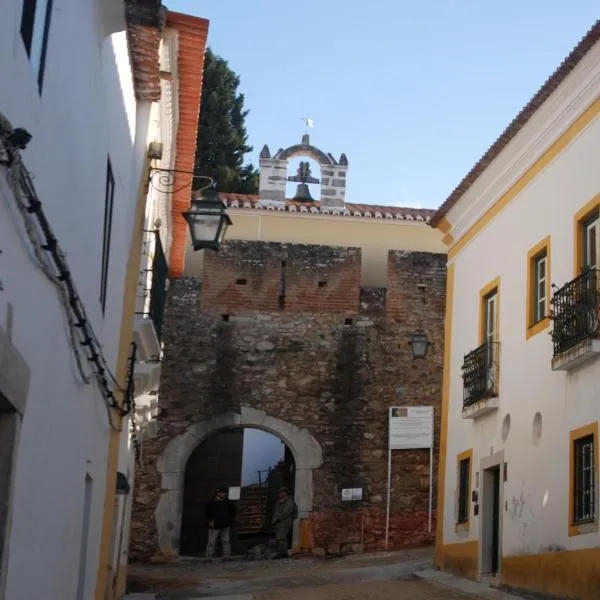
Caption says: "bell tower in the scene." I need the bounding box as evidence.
[258,134,348,209]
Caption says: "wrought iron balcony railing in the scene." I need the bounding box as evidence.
[462,341,500,408]
[550,268,600,356]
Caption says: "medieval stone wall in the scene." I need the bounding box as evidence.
[130,240,446,560]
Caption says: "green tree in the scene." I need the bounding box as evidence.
[194,48,259,194]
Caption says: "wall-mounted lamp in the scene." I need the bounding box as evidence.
[182,189,232,252]
[408,332,431,360]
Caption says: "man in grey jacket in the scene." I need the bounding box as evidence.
[271,487,296,558]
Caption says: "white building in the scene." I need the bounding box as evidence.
[0,2,209,599]
[430,20,600,600]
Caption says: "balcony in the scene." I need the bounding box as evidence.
[461,341,500,419]
[550,268,600,371]
[134,230,168,363]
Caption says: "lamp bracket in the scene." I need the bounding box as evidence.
[148,167,215,195]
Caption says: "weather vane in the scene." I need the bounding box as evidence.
[301,115,314,134]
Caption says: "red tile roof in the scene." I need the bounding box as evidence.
[430,20,600,228]
[217,193,435,222]
[125,0,165,102]
[166,12,210,277]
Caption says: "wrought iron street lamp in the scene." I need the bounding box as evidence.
[182,189,232,251]
[409,332,431,359]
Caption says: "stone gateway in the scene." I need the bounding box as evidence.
[130,240,446,561]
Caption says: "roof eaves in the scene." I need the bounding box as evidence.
[125,0,166,102]
[430,19,600,228]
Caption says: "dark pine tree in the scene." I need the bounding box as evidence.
[194,48,259,194]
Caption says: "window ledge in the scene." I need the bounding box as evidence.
[569,520,598,537]
[526,317,550,340]
[551,338,600,371]
[462,396,499,420]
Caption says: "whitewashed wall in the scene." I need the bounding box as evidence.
[442,53,600,565]
[0,2,148,599]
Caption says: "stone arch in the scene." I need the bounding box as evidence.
[154,405,323,556]
[274,143,334,166]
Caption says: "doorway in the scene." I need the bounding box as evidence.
[481,465,501,575]
[179,427,295,556]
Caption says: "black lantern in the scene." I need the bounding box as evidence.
[182,189,232,251]
[409,332,431,359]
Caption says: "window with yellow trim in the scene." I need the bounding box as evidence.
[573,433,596,525]
[457,456,470,524]
[526,237,551,338]
[456,449,472,528]
[574,197,600,275]
[569,423,599,537]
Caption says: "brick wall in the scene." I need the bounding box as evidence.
[202,241,361,314]
[130,241,446,560]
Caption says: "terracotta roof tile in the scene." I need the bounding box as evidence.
[166,12,210,277]
[125,0,165,102]
[430,20,600,228]
[216,193,434,223]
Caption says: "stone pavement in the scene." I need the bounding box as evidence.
[125,547,536,600]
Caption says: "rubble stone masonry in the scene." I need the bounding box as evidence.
[130,240,446,560]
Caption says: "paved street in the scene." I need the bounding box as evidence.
[126,548,533,600]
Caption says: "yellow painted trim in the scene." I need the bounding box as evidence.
[568,421,599,538]
[525,236,551,340]
[478,276,500,345]
[455,448,473,531]
[573,193,600,277]
[442,233,454,247]
[437,216,452,235]
[436,540,479,580]
[94,159,152,600]
[502,547,600,599]
[448,97,600,261]
[435,262,455,565]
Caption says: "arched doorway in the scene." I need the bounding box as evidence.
[155,407,322,558]
[179,427,296,556]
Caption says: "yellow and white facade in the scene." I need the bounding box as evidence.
[433,22,600,600]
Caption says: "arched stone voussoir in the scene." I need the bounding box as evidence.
[157,430,197,474]
[259,414,323,470]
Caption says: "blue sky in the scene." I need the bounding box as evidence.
[167,1,598,208]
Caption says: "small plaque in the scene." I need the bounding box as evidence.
[342,488,363,502]
[228,486,241,500]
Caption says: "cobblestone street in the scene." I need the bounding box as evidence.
[126,548,533,600]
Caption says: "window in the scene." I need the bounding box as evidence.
[483,291,497,346]
[570,423,598,536]
[20,0,54,92]
[457,458,470,524]
[573,434,595,525]
[100,159,115,315]
[526,237,551,339]
[583,214,599,271]
[574,196,600,276]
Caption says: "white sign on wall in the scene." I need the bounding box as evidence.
[341,488,363,502]
[388,406,434,450]
[228,486,241,501]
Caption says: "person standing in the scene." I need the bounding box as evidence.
[205,488,236,560]
[271,487,296,559]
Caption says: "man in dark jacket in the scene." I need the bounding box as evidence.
[205,488,236,559]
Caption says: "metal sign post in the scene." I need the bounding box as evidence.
[385,406,434,550]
